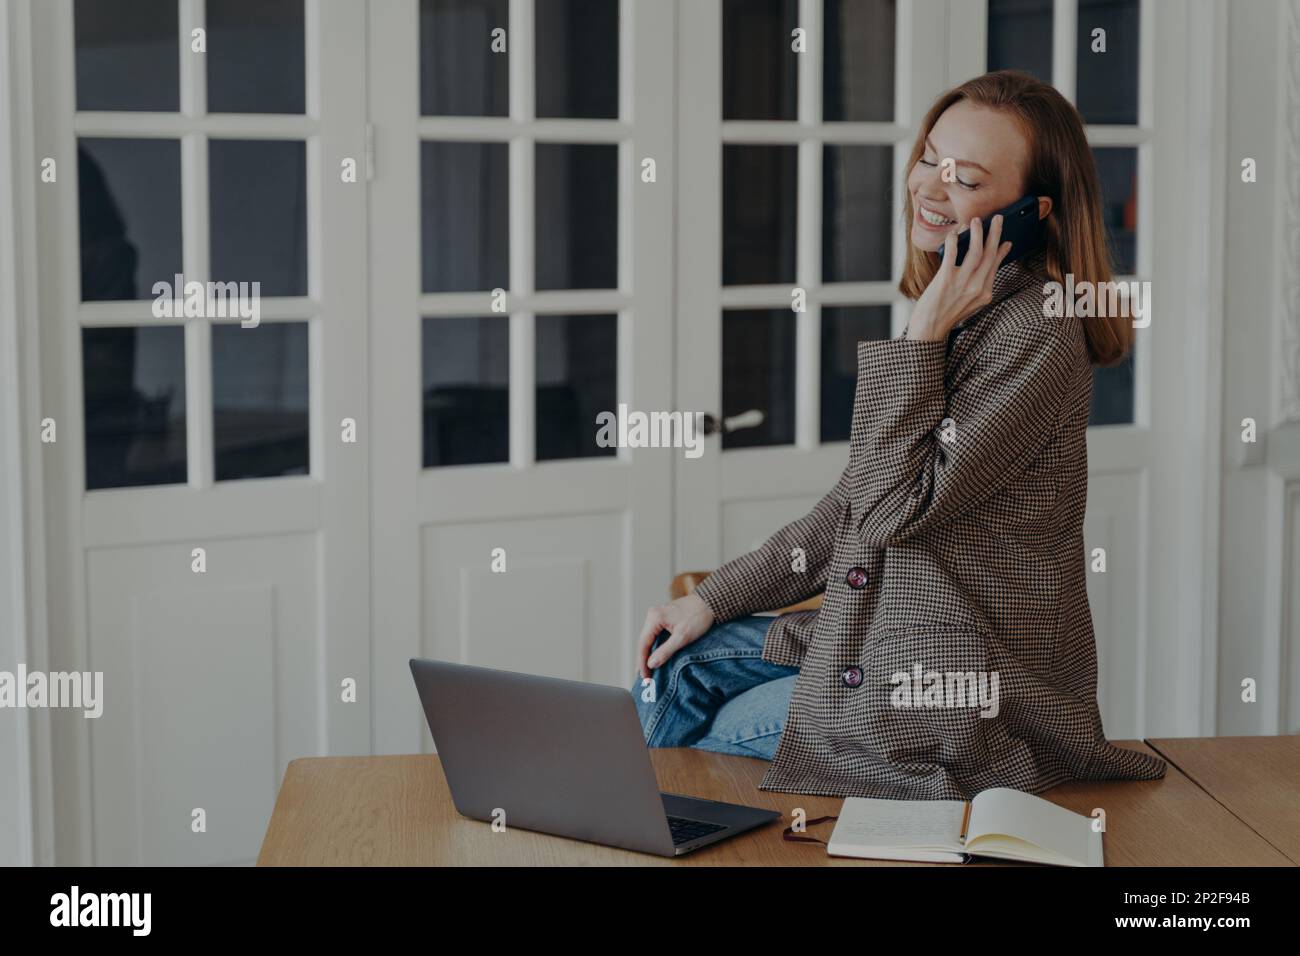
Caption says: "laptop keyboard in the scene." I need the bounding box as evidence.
[667,815,727,846]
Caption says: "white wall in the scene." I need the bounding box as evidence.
[1217,0,1300,736]
[0,0,37,867]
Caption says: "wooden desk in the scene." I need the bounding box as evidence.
[1148,735,1300,865]
[257,740,1293,866]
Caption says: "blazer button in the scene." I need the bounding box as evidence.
[841,666,863,688]
[845,566,869,590]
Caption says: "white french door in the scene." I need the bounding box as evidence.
[366,0,675,755]
[32,0,370,865]
[675,0,1212,739]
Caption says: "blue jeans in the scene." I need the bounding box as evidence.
[629,615,800,760]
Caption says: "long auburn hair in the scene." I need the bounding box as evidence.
[898,70,1130,367]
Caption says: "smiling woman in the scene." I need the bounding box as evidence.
[635,69,1164,801]
[900,71,1130,365]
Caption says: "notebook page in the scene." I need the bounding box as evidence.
[831,798,967,849]
[966,788,1094,863]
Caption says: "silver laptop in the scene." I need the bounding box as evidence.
[409,658,781,857]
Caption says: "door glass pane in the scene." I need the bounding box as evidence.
[821,305,891,442]
[212,322,310,480]
[421,141,509,293]
[1091,347,1135,426]
[1092,146,1137,274]
[536,314,616,461]
[78,138,182,302]
[209,139,308,297]
[722,309,795,449]
[83,325,187,490]
[423,316,510,467]
[723,144,796,286]
[206,0,306,115]
[1076,0,1139,125]
[420,0,510,117]
[823,0,894,122]
[535,144,618,291]
[723,0,797,121]
[823,145,893,283]
[986,0,1053,83]
[536,0,619,119]
[74,0,179,112]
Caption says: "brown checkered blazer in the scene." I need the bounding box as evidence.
[694,250,1166,800]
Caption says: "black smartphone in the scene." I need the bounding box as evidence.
[936,194,1045,268]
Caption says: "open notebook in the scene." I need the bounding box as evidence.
[824,787,1103,866]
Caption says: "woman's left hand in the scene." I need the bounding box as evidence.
[906,214,1013,342]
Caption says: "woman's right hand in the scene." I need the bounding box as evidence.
[634,593,716,682]
[906,214,1012,342]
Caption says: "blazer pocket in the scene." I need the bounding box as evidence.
[850,627,1006,776]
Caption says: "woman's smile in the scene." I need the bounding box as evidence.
[914,202,958,232]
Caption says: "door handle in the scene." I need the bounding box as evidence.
[701,409,765,436]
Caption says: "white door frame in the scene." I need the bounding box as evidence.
[0,0,54,867]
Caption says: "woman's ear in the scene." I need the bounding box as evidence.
[1037,196,1054,220]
